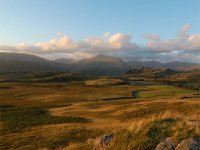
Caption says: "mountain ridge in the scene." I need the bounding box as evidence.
[0,52,200,74]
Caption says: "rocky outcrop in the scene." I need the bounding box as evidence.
[94,133,114,150]
[155,137,200,150]
[155,137,175,150]
[176,137,200,150]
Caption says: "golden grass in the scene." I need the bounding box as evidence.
[0,82,199,149]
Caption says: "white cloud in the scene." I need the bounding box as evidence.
[16,43,30,50]
[36,35,76,51]
[187,34,200,50]
[178,24,191,38]
[0,24,199,63]
[145,24,200,52]
[108,33,132,49]
[83,32,137,52]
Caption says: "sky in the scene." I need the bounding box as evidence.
[0,0,200,63]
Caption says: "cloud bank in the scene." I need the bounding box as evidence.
[0,24,200,63]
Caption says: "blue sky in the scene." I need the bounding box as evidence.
[1,0,199,44]
[0,0,200,62]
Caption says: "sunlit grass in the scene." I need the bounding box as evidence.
[0,81,199,149]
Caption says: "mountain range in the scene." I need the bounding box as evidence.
[0,52,200,75]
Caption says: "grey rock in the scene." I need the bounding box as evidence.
[94,133,114,150]
[155,137,175,150]
[176,137,200,150]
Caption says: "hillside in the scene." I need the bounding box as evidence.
[0,53,128,75]
[125,67,200,82]
[164,61,200,71]
[126,60,164,68]
[0,52,69,73]
[67,55,129,75]
[0,71,92,83]
[125,67,200,91]
[125,67,177,78]
[126,60,200,71]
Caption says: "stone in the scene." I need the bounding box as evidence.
[94,133,114,150]
[175,137,200,150]
[155,137,175,150]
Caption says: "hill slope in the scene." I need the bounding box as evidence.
[0,52,69,73]
[126,60,200,71]
[125,67,177,78]
[164,61,200,71]
[69,55,129,75]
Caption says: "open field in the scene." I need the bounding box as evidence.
[0,78,200,150]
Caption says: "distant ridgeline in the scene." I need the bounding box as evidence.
[1,52,200,75]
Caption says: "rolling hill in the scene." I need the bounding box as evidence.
[71,55,129,75]
[0,52,69,73]
[126,60,200,71]
[164,61,200,71]
[125,67,177,79]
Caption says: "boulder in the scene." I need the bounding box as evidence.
[175,137,200,150]
[155,137,175,150]
[94,133,114,150]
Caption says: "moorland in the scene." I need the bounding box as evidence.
[0,53,200,150]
